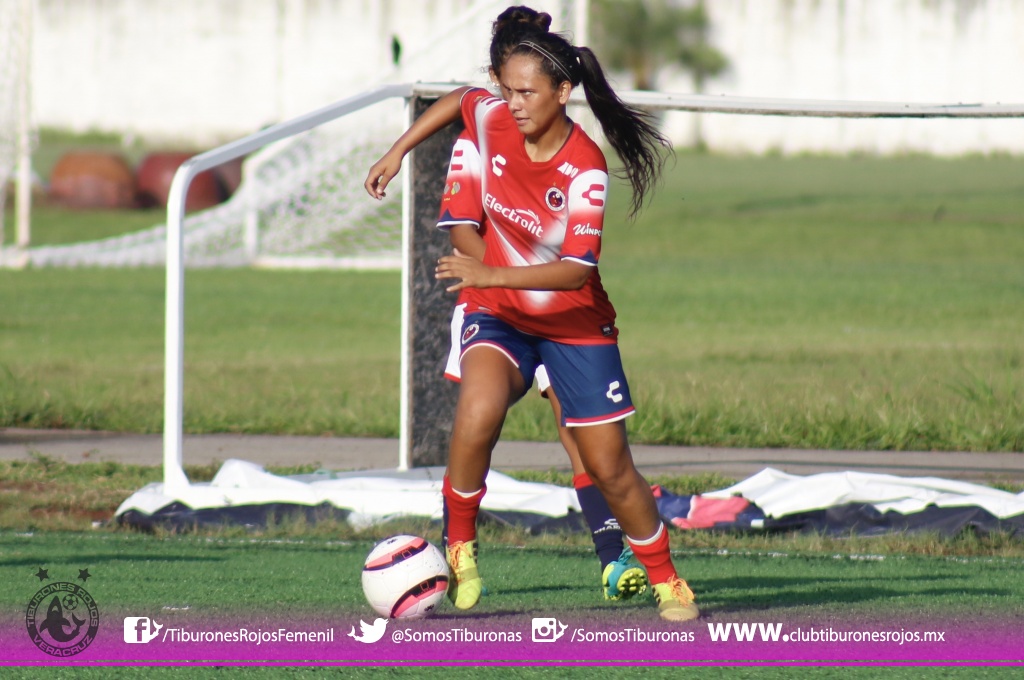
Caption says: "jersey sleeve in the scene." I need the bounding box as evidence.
[460,87,511,149]
[560,168,609,266]
[437,131,483,230]
[459,87,496,139]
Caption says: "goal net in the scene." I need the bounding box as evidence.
[28,118,408,269]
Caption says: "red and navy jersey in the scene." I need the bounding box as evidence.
[436,88,617,344]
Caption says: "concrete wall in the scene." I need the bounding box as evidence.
[31,0,568,144]
[28,0,1024,153]
[668,0,1024,153]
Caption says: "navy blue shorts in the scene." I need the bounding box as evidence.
[459,312,635,427]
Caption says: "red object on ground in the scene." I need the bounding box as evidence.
[213,156,245,198]
[136,152,225,211]
[670,495,752,530]
[48,152,137,209]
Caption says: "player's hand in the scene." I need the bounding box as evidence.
[364,151,403,200]
[435,249,492,292]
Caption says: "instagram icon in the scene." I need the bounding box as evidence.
[531,618,567,643]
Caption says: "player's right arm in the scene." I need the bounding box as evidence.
[449,224,485,261]
[438,131,486,260]
[364,86,473,200]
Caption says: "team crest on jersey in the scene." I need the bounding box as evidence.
[545,187,566,211]
[461,323,480,345]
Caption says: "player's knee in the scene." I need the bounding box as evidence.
[452,400,505,447]
[582,456,634,496]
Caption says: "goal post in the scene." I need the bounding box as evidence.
[0,0,34,266]
[161,83,1024,492]
[162,83,415,493]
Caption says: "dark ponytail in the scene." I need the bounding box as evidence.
[509,33,670,220]
[576,46,670,220]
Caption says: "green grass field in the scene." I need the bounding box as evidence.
[4,112,1023,674]
[2,529,1022,673]
[3,154,1022,451]
[3,530,1021,620]
[1,456,1022,670]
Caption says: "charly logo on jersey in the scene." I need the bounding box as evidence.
[484,193,543,237]
[582,183,606,207]
[545,187,565,211]
[491,154,507,176]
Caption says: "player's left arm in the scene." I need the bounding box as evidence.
[364,86,473,200]
[435,251,590,292]
[436,167,608,292]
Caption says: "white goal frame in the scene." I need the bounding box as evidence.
[161,83,1024,493]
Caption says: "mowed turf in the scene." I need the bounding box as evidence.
[2,154,1022,451]
[2,531,1021,623]
[1,531,1022,674]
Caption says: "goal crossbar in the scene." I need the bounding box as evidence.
[411,83,1024,118]
[162,83,1024,491]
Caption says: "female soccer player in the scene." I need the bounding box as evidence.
[443,132,646,604]
[441,6,647,604]
[365,8,699,622]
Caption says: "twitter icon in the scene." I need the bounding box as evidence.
[348,618,388,644]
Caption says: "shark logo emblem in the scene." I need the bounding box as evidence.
[348,617,389,644]
[39,597,86,643]
[26,576,100,657]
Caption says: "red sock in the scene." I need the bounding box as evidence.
[572,472,592,488]
[442,476,486,545]
[628,523,678,585]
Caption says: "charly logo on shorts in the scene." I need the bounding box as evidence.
[462,322,480,345]
[25,567,100,657]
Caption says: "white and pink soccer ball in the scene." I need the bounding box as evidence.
[361,535,449,619]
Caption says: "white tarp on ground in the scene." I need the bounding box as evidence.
[115,461,1024,536]
[115,459,580,529]
[703,468,1024,520]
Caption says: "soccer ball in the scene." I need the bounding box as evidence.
[361,535,449,619]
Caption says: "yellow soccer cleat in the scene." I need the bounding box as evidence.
[652,576,701,622]
[446,540,483,610]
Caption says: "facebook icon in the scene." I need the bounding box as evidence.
[123,617,163,643]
